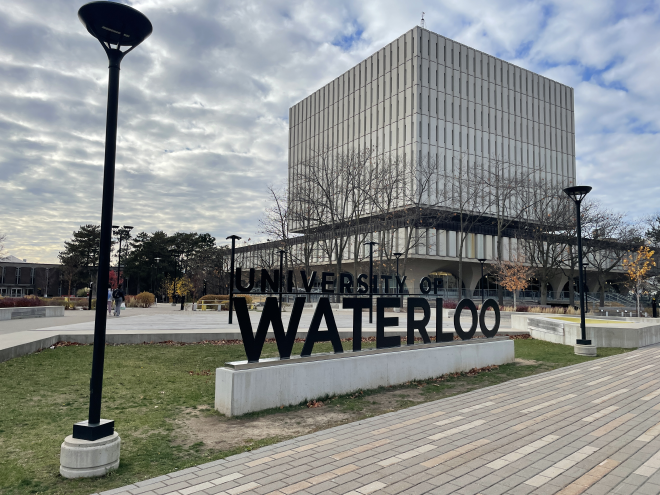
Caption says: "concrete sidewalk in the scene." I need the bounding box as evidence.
[97,344,660,495]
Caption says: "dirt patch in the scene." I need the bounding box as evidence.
[172,381,487,452]
[173,406,360,451]
[515,358,540,365]
[171,365,508,452]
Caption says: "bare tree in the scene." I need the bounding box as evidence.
[558,200,598,306]
[445,153,492,298]
[288,175,318,276]
[519,181,573,304]
[0,231,6,260]
[584,205,640,306]
[392,154,452,289]
[484,155,539,304]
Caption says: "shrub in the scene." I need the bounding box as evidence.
[442,300,458,309]
[76,288,90,297]
[198,294,253,305]
[135,292,155,308]
[0,296,45,308]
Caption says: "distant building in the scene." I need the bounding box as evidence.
[0,256,61,297]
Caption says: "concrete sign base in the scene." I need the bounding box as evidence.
[215,338,514,416]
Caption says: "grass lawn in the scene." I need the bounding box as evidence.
[0,339,632,495]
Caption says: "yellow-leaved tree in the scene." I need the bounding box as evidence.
[622,246,656,316]
[160,277,195,302]
[495,253,533,311]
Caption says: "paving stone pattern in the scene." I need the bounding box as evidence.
[96,345,660,495]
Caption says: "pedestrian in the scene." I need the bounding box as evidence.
[107,285,113,316]
[113,286,125,316]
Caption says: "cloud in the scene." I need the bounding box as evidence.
[0,0,658,262]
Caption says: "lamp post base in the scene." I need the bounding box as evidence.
[575,343,597,356]
[60,432,120,479]
[73,419,114,441]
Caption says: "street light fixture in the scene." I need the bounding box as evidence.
[113,225,133,291]
[279,250,286,309]
[477,258,487,304]
[73,1,151,442]
[153,257,161,300]
[226,235,241,324]
[563,185,593,353]
[366,241,378,323]
[394,252,403,311]
[62,0,152,479]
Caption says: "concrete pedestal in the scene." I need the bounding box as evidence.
[216,339,514,416]
[60,432,120,479]
[574,344,597,356]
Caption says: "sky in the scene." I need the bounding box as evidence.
[1,0,659,263]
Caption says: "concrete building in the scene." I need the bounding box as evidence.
[240,26,628,304]
[288,25,575,201]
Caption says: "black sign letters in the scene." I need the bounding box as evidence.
[233,269,501,362]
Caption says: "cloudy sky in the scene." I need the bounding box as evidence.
[1,0,659,263]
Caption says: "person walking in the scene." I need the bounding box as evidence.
[107,285,113,316]
[113,286,125,316]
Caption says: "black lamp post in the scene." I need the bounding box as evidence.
[113,225,133,291]
[394,252,403,286]
[394,252,403,309]
[366,241,378,323]
[563,185,592,346]
[478,258,487,304]
[88,282,94,310]
[227,235,241,324]
[178,253,185,310]
[278,250,286,309]
[153,257,161,300]
[75,1,152,441]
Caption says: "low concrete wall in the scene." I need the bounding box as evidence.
[0,306,64,321]
[527,317,565,344]
[215,338,514,416]
[523,315,660,348]
[0,335,62,363]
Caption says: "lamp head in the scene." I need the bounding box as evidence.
[78,1,152,48]
[394,252,403,258]
[563,185,592,204]
[478,258,487,263]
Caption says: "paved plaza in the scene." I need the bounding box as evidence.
[96,344,660,495]
[0,307,518,363]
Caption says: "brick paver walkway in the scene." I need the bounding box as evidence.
[97,345,660,495]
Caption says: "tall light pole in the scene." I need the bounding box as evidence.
[154,257,161,301]
[227,235,241,324]
[279,250,286,309]
[367,241,378,323]
[113,225,133,291]
[65,0,152,473]
[394,252,403,310]
[564,185,593,353]
[478,258,487,304]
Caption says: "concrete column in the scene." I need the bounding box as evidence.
[550,273,568,302]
